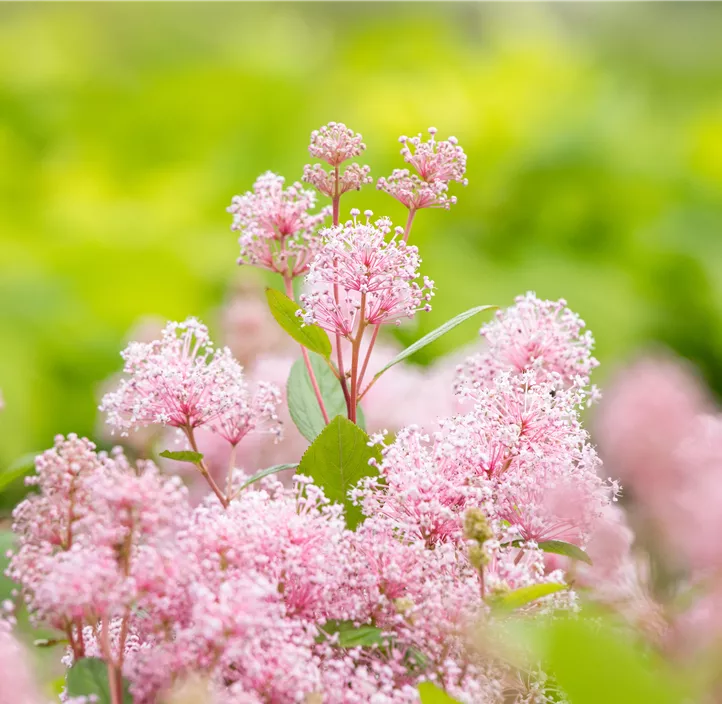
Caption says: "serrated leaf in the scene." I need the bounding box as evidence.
[287,353,364,442]
[298,416,380,530]
[0,452,37,493]
[266,288,332,359]
[159,449,203,465]
[236,464,298,493]
[66,657,132,704]
[490,582,568,612]
[418,682,461,703]
[375,305,496,377]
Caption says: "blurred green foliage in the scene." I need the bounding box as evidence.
[2,3,722,474]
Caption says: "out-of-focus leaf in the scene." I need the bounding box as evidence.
[489,583,567,612]
[418,682,461,703]
[0,453,37,493]
[66,657,132,704]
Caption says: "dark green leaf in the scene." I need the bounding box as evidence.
[418,682,461,703]
[0,452,37,493]
[265,288,332,359]
[159,449,203,465]
[375,305,496,377]
[297,416,380,530]
[66,657,132,704]
[490,582,567,612]
[287,353,364,442]
[236,464,297,493]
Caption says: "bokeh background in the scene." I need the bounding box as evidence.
[2,1,722,475]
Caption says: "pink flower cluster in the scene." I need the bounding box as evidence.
[8,291,610,703]
[100,318,281,447]
[377,128,468,212]
[299,213,434,337]
[229,172,330,278]
[303,122,373,198]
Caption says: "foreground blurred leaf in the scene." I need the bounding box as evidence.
[418,682,461,703]
[375,305,496,376]
[66,658,132,704]
[490,583,567,612]
[287,353,364,441]
[159,450,203,465]
[540,615,689,704]
[266,289,331,359]
[298,416,379,530]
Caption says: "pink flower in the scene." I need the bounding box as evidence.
[376,170,458,210]
[303,123,373,200]
[457,292,599,398]
[101,318,242,433]
[307,122,366,166]
[228,172,330,278]
[299,213,434,337]
[378,128,467,211]
[212,380,282,447]
[399,127,468,184]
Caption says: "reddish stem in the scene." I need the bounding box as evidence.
[403,207,417,243]
[356,324,380,395]
[184,427,229,508]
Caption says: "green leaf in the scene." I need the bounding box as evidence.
[490,582,568,612]
[266,288,332,359]
[418,682,461,703]
[318,620,385,648]
[534,613,690,704]
[159,449,203,465]
[297,416,380,530]
[375,305,496,377]
[236,464,298,492]
[287,353,364,442]
[66,657,132,704]
[538,540,592,565]
[0,452,37,493]
[0,531,16,602]
[508,539,592,565]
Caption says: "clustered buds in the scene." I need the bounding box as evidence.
[378,127,468,211]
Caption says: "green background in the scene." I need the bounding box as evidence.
[2,2,722,471]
